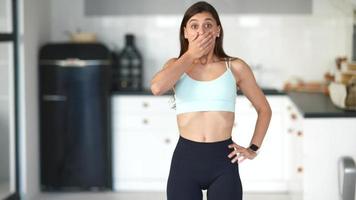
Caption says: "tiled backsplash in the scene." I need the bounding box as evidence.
[50,0,353,90]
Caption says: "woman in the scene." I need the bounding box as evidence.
[150,1,272,200]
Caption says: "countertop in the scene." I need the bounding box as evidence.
[287,92,356,118]
[111,87,286,96]
[111,89,356,118]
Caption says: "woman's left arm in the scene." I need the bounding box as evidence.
[230,58,272,149]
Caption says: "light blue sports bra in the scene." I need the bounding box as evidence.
[173,58,237,115]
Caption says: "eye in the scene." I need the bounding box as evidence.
[191,24,198,29]
[204,23,212,29]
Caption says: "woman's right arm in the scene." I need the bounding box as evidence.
[150,53,195,96]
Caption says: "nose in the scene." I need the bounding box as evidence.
[198,27,206,35]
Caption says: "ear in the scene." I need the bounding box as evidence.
[217,26,221,37]
[184,27,188,39]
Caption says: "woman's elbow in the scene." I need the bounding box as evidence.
[265,105,272,119]
[267,107,272,117]
[150,82,162,96]
[264,103,272,114]
[257,104,272,117]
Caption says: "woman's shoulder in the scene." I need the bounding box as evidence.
[227,56,249,70]
[226,56,252,82]
[226,56,245,64]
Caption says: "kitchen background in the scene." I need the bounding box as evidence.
[0,0,356,200]
[51,0,352,90]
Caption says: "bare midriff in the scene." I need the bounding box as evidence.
[176,111,235,142]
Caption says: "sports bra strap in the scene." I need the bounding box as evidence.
[225,57,232,69]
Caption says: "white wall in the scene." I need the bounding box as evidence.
[19,0,51,199]
[50,0,353,90]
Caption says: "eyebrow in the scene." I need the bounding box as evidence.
[188,18,214,24]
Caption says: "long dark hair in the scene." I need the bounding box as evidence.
[178,1,230,59]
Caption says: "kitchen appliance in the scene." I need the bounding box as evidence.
[39,43,112,191]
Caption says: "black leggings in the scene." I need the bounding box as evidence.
[167,135,243,200]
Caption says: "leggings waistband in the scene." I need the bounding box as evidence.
[178,135,233,146]
[176,135,234,158]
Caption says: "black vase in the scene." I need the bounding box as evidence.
[117,34,143,91]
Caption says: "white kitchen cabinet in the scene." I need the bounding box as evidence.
[285,97,356,200]
[112,95,288,192]
[233,96,288,192]
[112,95,179,191]
[284,99,304,197]
[302,118,356,200]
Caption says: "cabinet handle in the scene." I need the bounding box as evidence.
[288,128,294,134]
[142,102,149,108]
[290,113,297,120]
[297,131,303,137]
[164,138,171,144]
[42,94,67,101]
[297,166,303,173]
[142,118,149,124]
